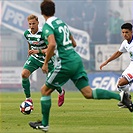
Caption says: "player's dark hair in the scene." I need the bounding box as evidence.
[121,23,132,31]
[40,0,55,16]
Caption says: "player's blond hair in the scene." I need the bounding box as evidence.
[27,14,38,21]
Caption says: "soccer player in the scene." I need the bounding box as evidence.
[29,1,133,132]
[100,23,133,108]
[22,14,65,107]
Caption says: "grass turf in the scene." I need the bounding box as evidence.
[0,91,133,133]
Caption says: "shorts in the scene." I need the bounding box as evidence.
[122,61,133,83]
[45,59,89,91]
[23,56,54,74]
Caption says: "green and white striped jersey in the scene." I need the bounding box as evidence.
[24,27,47,63]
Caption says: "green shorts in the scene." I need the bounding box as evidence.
[45,60,89,91]
[23,56,54,74]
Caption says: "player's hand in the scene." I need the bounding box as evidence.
[100,61,108,70]
[42,63,48,74]
[28,50,38,55]
[42,49,47,54]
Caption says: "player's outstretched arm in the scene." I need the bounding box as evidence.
[100,51,123,70]
[100,61,108,70]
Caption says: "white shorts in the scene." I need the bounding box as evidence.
[122,61,133,83]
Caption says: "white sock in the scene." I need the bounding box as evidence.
[26,97,31,100]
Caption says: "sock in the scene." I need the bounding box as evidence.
[26,97,31,100]
[41,96,51,126]
[59,89,64,95]
[22,78,30,98]
[117,84,130,92]
[56,87,62,94]
[92,88,120,101]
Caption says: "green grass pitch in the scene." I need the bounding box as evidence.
[0,91,133,133]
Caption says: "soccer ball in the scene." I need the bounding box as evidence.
[20,101,33,115]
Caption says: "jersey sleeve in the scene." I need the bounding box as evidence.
[24,30,28,39]
[43,23,54,38]
[119,40,127,53]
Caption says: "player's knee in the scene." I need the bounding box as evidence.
[41,85,53,96]
[117,80,123,87]
[83,94,92,99]
[117,76,129,86]
[21,70,30,78]
[81,86,92,99]
[21,72,28,78]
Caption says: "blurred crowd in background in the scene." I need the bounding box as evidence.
[0,0,132,70]
[55,0,126,44]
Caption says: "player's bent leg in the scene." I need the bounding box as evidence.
[93,89,133,112]
[41,84,54,95]
[29,84,53,132]
[75,76,92,99]
[41,84,54,127]
[21,69,31,98]
[81,85,133,112]
[80,86,93,99]
[80,86,121,100]
[92,89,120,100]
[21,69,33,108]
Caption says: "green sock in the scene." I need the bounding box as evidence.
[92,88,120,101]
[22,78,30,98]
[41,96,51,126]
[56,87,62,94]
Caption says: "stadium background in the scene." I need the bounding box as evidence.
[0,0,133,92]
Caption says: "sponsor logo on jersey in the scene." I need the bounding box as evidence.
[32,41,39,45]
[45,30,49,34]
[127,73,133,79]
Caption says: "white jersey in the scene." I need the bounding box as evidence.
[119,37,133,61]
[118,37,133,83]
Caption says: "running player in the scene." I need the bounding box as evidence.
[29,1,133,132]
[21,14,65,107]
[100,23,133,108]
